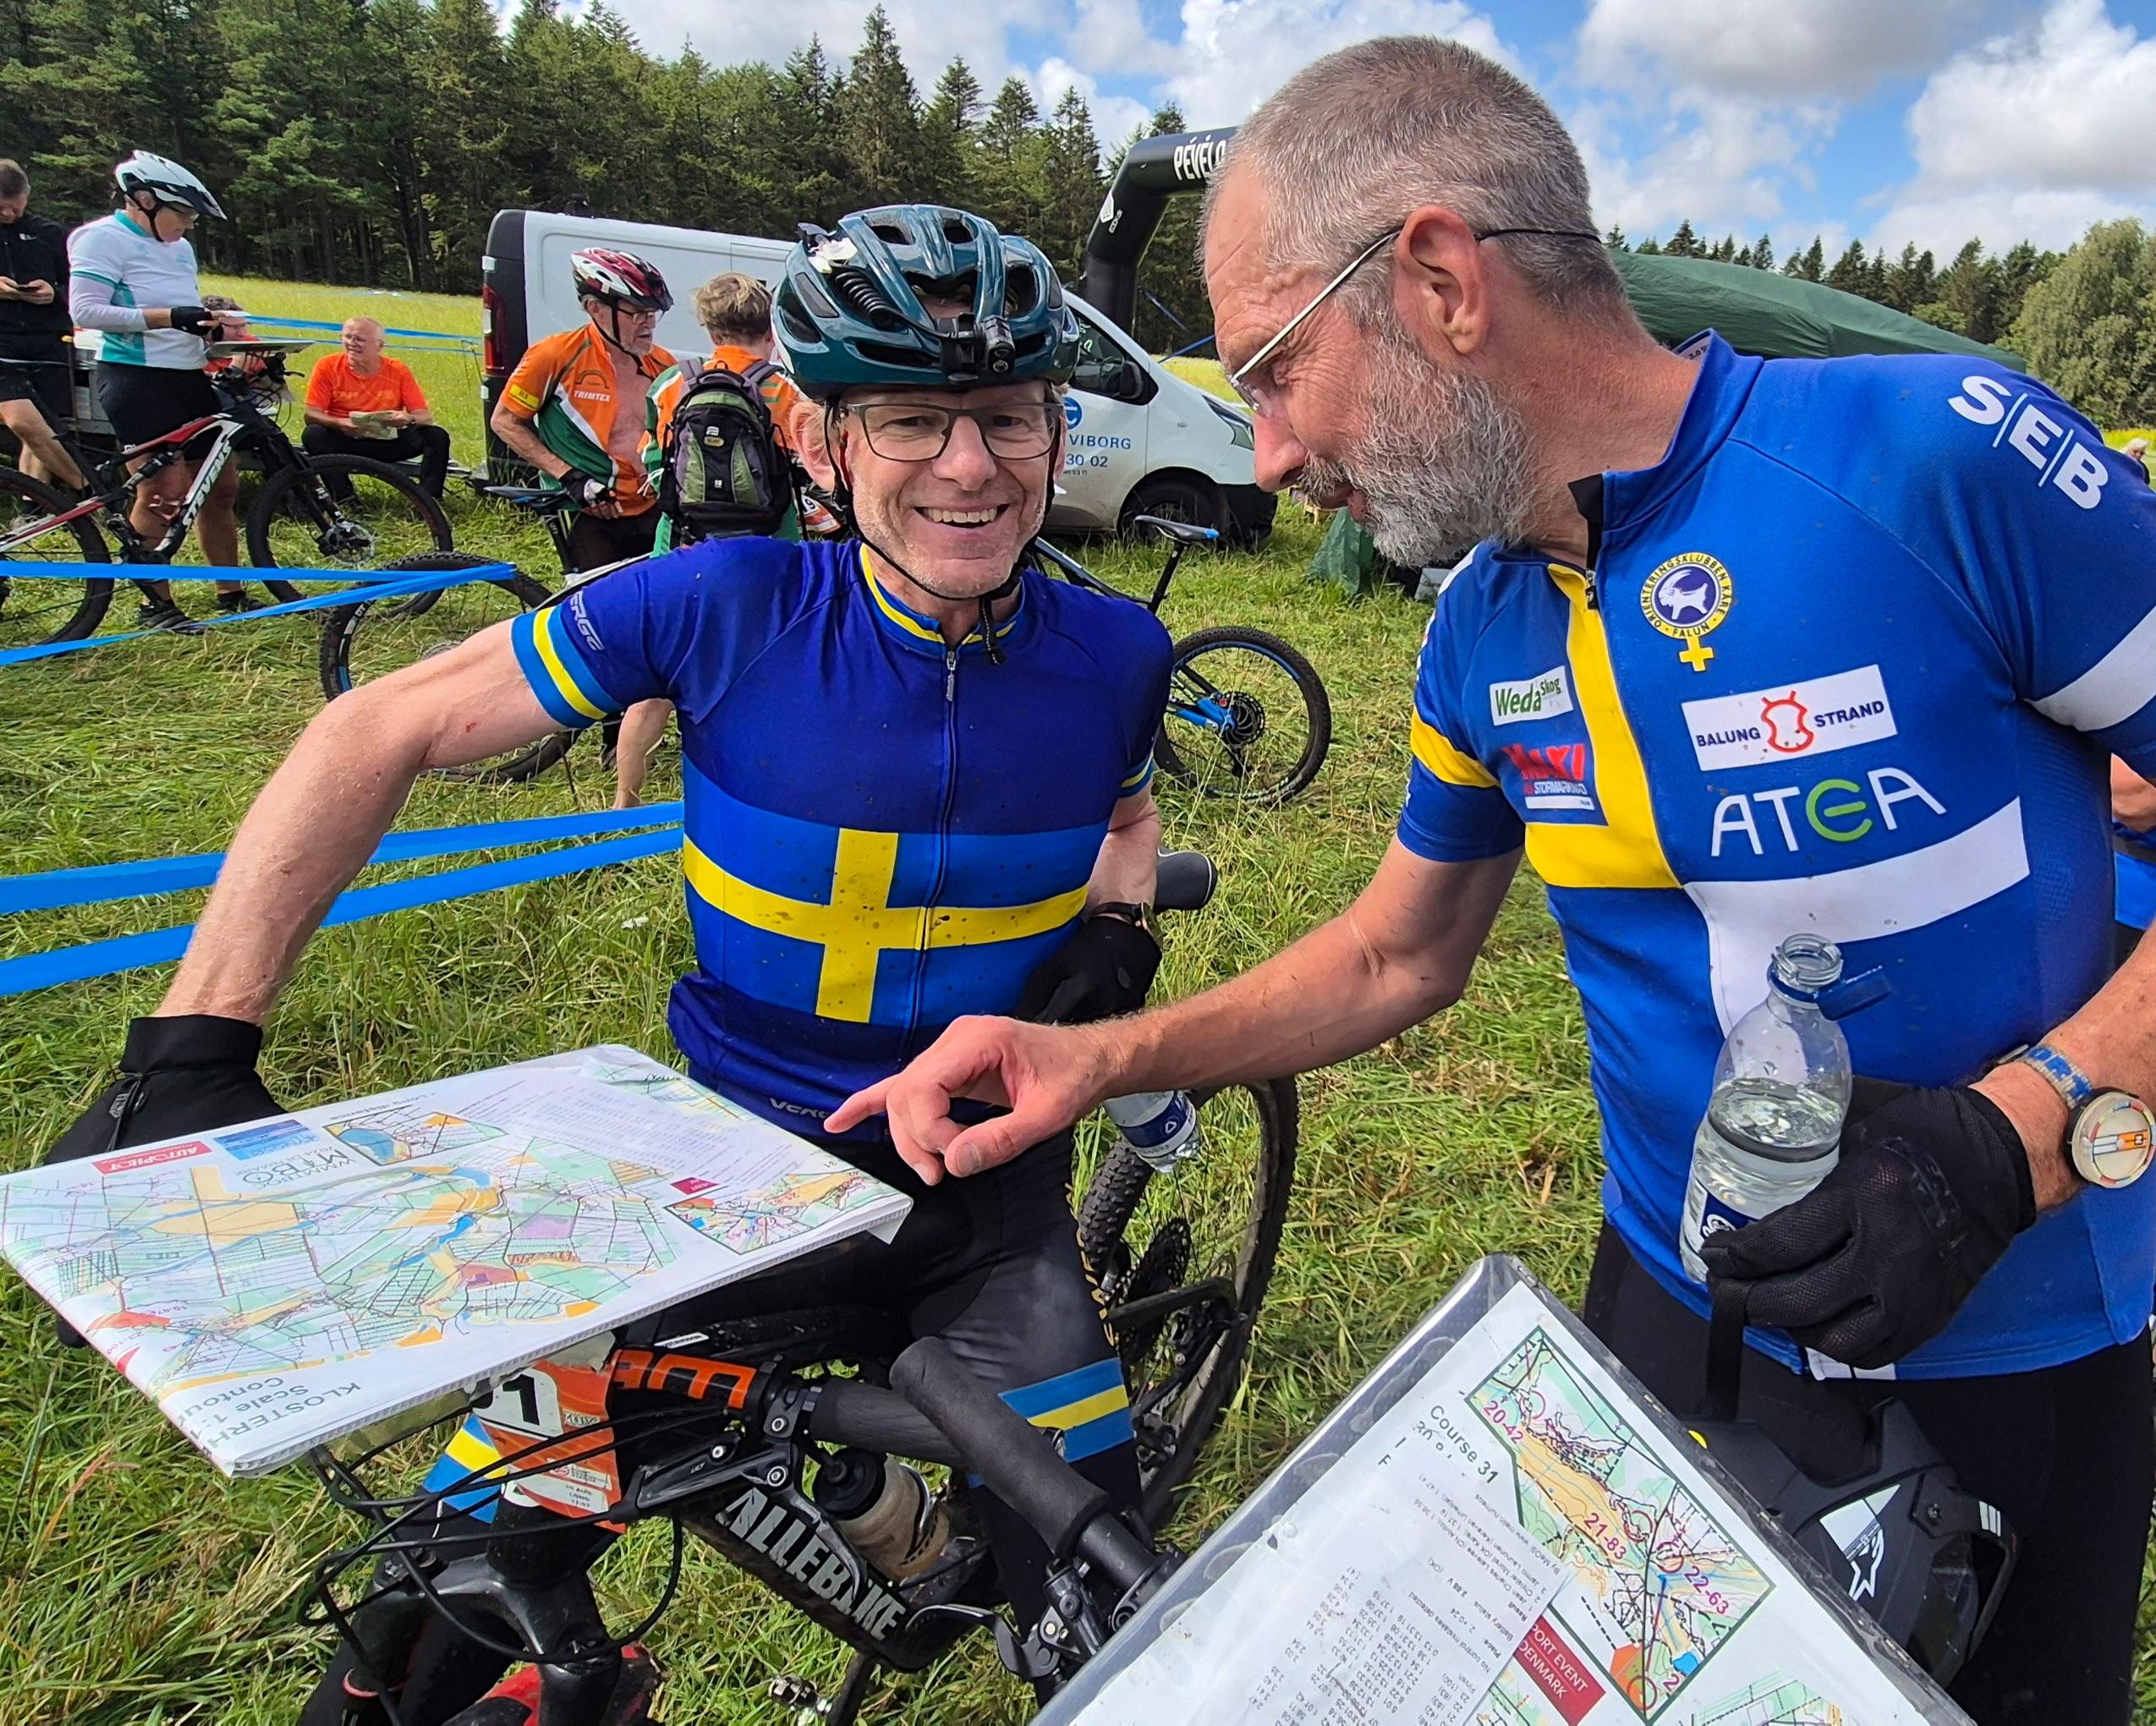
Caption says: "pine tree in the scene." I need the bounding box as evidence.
[917,59,984,209]
[1783,237,1824,282]
[1604,225,1628,250]
[1709,234,1736,264]
[838,8,923,210]
[974,77,1045,236]
[774,39,850,223]
[1665,219,1700,258]
[1037,86,1104,277]
[1636,236,1662,255]
[1749,235,1774,272]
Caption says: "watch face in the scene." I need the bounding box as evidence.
[2077,1093,2156,1189]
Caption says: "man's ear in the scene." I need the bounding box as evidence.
[793,401,842,491]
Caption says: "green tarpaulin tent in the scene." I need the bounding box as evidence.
[1611,249,2020,367]
[1308,251,2022,596]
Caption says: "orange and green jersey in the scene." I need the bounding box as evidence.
[501,322,673,514]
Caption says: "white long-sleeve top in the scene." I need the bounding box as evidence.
[66,211,206,369]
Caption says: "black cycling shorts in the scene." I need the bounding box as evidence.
[1583,1225,2151,1726]
[0,332,71,425]
[299,1128,1135,1726]
[97,360,221,456]
[564,504,658,573]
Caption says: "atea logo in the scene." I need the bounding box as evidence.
[1489,665,1574,726]
[1682,666,1895,770]
[1948,375,2109,510]
[1500,741,1594,812]
[1709,767,1945,857]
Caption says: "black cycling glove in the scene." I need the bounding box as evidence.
[167,304,217,337]
[1013,915,1160,1026]
[47,1015,281,1167]
[46,1016,282,1348]
[563,472,612,511]
[1698,1079,2036,1369]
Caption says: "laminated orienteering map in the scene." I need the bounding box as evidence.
[0,1046,910,1476]
[1047,1259,1962,1726]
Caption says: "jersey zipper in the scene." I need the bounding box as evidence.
[907,646,962,1050]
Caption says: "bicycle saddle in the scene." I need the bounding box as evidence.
[480,484,573,513]
[1129,514,1220,547]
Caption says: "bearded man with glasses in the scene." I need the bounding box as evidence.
[840,41,2156,1725]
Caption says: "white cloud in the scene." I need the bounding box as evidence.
[1578,0,1981,98]
[1030,56,1155,148]
[1572,92,1834,239]
[1872,0,2156,253]
[1159,0,1513,129]
[1904,0,2156,191]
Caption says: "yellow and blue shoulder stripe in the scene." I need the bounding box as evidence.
[513,603,617,729]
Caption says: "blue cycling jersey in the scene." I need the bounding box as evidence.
[510,537,1170,1133]
[1401,332,2156,1379]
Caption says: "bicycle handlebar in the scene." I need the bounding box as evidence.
[804,1378,963,1469]
[890,1338,1158,1597]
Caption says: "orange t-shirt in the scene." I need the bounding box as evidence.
[306,352,429,419]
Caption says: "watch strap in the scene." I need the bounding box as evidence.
[2016,1043,2096,1110]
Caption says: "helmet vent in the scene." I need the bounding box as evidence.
[870,220,911,245]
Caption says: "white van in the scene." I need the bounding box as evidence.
[480,209,1275,545]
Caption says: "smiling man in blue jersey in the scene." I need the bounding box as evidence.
[835,40,2156,1726]
[46,206,1171,1726]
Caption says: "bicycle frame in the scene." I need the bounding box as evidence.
[1029,533,1193,616]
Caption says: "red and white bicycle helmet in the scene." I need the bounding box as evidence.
[570,248,673,313]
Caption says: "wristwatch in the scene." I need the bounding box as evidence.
[1089,901,1154,932]
[2013,1044,2156,1189]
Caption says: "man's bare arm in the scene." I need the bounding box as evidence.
[1086,788,1160,909]
[490,403,572,481]
[1107,841,1519,1096]
[157,623,573,1024]
[829,842,1521,1179]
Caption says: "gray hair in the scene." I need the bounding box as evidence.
[1208,36,1628,322]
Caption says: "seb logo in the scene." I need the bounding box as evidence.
[1709,766,1945,857]
[1500,741,1595,812]
[1948,375,2109,510]
[1489,665,1574,726]
[1682,666,1896,770]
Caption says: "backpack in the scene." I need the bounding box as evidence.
[657,356,795,544]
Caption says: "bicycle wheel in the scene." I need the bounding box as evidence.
[317,550,573,785]
[1073,1075,1297,1526]
[0,464,114,648]
[245,452,453,574]
[1154,626,1332,804]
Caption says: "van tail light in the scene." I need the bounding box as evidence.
[481,283,506,375]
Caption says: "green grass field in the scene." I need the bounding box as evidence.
[1,283,2153,1722]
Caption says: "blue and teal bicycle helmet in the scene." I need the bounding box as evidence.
[773,205,1079,399]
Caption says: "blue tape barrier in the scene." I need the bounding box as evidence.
[244,314,480,350]
[0,561,518,669]
[1166,332,1219,360]
[0,803,683,917]
[0,825,683,998]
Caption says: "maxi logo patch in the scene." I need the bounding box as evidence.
[1681,666,1897,770]
[1500,742,1596,812]
[1641,553,1733,671]
[1489,665,1575,726]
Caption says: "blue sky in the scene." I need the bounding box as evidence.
[605,0,2156,260]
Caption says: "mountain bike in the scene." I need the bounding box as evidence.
[303,850,1298,1724]
[0,351,453,649]
[1034,518,1331,804]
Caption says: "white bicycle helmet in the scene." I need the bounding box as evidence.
[114,151,226,221]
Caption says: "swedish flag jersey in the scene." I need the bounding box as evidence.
[512,536,1170,1133]
[1402,334,2156,1379]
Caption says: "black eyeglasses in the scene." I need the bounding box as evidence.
[845,400,1060,463]
[1226,223,1600,419]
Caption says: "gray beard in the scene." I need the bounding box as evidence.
[1299,317,1540,567]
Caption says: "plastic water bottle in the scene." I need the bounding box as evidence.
[1104,1089,1201,1172]
[1680,934,1888,1283]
